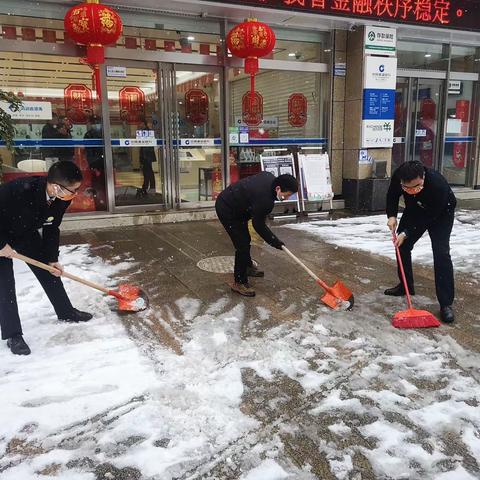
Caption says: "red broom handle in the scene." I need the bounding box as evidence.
[392,232,413,309]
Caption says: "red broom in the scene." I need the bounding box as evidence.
[391,232,440,329]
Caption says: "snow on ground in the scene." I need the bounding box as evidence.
[284,209,480,282]
[1,244,480,479]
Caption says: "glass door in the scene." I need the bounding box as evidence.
[106,61,165,208]
[411,78,444,169]
[172,65,223,207]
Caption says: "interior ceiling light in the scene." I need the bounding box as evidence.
[288,52,296,57]
[187,36,195,41]
[424,54,432,58]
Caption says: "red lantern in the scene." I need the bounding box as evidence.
[64,0,123,100]
[226,18,275,102]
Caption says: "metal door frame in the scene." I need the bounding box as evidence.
[103,60,224,212]
[170,63,224,210]
[103,59,167,214]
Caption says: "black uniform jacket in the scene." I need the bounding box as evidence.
[0,176,71,262]
[217,171,283,248]
[386,166,456,232]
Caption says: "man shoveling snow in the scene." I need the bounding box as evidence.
[0,161,93,355]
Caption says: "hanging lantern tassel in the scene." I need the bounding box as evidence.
[93,65,101,101]
[86,45,104,101]
[245,56,258,104]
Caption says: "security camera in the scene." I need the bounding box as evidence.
[349,24,357,32]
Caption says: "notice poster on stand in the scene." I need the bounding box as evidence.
[260,154,295,178]
[260,154,298,202]
[299,154,333,201]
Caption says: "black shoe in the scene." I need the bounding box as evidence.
[246,265,264,277]
[231,282,256,297]
[440,306,455,324]
[58,308,93,323]
[7,335,31,355]
[384,283,415,296]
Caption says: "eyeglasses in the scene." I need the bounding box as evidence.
[401,182,424,194]
[56,183,79,197]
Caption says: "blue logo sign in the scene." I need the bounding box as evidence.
[379,65,385,73]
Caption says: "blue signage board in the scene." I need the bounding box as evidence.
[362,88,395,120]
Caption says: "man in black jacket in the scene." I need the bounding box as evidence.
[0,161,93,355]
[216,172,298,297]
[385,161,456,323]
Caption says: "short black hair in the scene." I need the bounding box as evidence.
[47,161,83,185]
[397,161,425,182]
[273,174,298,193]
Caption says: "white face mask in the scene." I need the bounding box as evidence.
[276,187,284,202]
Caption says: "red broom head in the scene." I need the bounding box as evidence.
[392,308,440,329]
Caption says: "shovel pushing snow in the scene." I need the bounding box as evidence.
[282,246,354,311]
[12,252,148,312]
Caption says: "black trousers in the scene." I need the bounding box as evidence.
[142,165,156,191]
[397,210,455,308]
[215,198,253,284]
[0,232,74,340]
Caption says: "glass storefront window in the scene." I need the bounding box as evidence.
[226,26,330,64]
[397,41,448,71]
[442,80,476,186]
[0,14,222,59]
[228,68,329,182]
[0,51,107,212]
[451,46,480,73]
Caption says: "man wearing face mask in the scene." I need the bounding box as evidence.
[216,172,298,297]
[385,160,457,323]
[0,161,93,356]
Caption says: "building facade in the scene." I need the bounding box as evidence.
[0,0,479,217]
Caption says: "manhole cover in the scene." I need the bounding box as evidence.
[196,256,257,274]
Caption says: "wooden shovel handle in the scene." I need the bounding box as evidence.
[11,252,110,295]
[281,246,332,293]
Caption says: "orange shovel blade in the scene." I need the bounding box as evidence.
[320,280,354,311]
[116,284,148,312]
[392,308,440,329]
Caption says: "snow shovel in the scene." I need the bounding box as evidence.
[12,252,148,312]
[391,232,440,328]
[282,246,354,311]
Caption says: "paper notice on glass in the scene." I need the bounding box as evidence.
[446,118,462,134]
[299,153,334,201]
